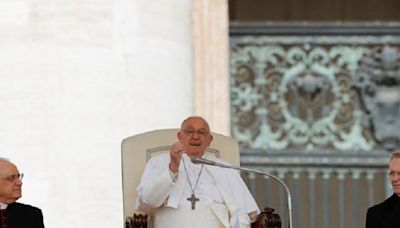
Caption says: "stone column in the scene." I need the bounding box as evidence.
[191,0,230,135]
[115,0,194,130]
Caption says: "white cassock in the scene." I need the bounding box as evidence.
[136,153,260,228]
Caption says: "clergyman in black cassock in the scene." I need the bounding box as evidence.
[366,193,400,228]
[366,150,400,228]
[0,158,45,228]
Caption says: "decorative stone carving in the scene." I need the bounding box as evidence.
[230,43,374,151]
[354,46,400,150]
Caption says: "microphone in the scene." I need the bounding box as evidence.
[191,156,293,228]
[190,156,218,166]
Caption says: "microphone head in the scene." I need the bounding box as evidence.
[190,156,216,166]
[190,156,201,164]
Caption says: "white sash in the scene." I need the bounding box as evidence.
[154,202,226,228]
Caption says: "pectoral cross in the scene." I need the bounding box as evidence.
[187,193,199,210]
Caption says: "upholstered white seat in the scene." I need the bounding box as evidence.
[121,128,240,221]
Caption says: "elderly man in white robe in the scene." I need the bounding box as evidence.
[136,116,259,228]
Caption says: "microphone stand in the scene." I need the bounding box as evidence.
[191,157,293,228]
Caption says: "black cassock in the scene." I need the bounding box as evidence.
[366,193,400,228]
[0,202,44,228]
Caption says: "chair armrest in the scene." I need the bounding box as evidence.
[251,207,281,228]
[125,212,148,228]
[125,207,282,228]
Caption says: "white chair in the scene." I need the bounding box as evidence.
[121,128,240,221]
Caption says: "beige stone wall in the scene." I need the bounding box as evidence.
[0,0,193,227]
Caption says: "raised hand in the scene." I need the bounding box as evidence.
[169,141,185,173]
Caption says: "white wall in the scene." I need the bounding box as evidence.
[0,0,192,227]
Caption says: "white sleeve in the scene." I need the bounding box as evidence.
[238,213,251,228]
[136,157,177,208]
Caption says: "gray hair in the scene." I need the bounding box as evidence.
[0,157,11,170]
[390,150,400,161]
[180,116,210,131]
[0,157,10,162]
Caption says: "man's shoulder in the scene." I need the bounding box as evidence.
[8,202,44,227]
[205,155,239,176]
[368,202,384,214]
[9,202,42,213]
[368,194,398,213]
[147,152,170,163]
[206,154,231,165]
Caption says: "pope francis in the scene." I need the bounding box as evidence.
[136,116,259,228]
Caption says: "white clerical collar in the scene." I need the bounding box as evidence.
[0,203,8,210]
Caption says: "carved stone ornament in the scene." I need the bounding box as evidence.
[230,43,374,151]
[354,46,400,150]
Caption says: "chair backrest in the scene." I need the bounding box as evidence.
[121,128,240,220]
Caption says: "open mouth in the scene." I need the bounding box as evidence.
[190,142,201,147]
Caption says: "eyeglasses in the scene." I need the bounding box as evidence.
[0,173,24,182]
[182,128,209,137]
[387,171,400,178]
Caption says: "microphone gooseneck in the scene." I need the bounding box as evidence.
[190,156,293,228]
